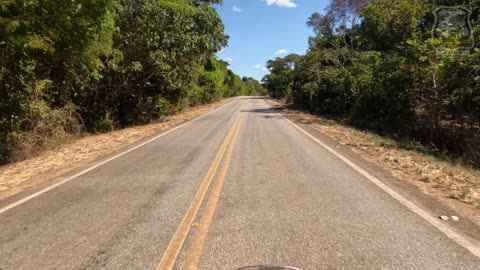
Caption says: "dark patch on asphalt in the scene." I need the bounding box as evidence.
[77,183,170,270]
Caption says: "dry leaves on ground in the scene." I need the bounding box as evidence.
[266,99,480,208]
[0,98,233,199]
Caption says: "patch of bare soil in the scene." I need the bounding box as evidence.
[266,99,480,223]
[0,98,234,200]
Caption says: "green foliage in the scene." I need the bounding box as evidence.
[350,52,416,132]
[0,0,263,164]
[262,54,301,100]
[93,113,114,133]
[263,0,480,166]
[1,0,116,162]
[359,0,427,51]
[243,76,267,96]
[186,58,257,105]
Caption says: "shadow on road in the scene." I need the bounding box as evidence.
[239,96,269,100]
[241,107,286,119]
[241,107,283,114]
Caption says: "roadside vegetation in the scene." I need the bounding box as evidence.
[0,98,232,199]
[262,0,480,168]
[0,0,265,164]
[267,99,480,209]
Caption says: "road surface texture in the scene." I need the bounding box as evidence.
[1,97,480,270]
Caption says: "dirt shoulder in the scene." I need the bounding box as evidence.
[266,99,480,223]
[0,98,234,200]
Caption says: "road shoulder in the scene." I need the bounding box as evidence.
[0,98,235,203]
[265,98,480,244]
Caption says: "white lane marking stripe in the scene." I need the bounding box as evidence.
[275,112,480,258]
[0,99,238,215]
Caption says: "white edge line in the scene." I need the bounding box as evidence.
[0,98,238,215]
[268,105,480,258]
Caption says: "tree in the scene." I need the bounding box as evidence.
[358,0,427,51]
[0,0,116,162]
[262,54,300,100]
[263,0,480,166]
[0,0,261,164]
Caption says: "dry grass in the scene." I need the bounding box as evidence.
[0,98,233,200]
[266,99,480,209]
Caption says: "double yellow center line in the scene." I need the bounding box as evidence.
[156,102,246,270]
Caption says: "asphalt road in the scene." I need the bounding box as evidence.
[1,97,480,270]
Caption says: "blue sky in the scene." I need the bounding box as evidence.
[215,0,330,81]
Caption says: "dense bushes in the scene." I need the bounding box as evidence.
[263,0,480,166]
[0,0,264,164]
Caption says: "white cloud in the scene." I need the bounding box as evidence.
[218,48,226,53]
[232,5,242,12]
[265,0,296,8]
[225,57,233,62]
[254,64,268,71]
[275,49,288,55]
